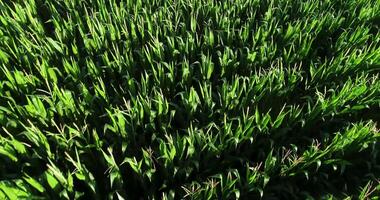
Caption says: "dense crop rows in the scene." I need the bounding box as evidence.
[0,0,380,199]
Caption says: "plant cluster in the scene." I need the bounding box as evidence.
[0,0,379,199]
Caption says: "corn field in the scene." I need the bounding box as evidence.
[0,0,380,199]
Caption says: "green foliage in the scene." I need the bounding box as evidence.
[0,0,379,199]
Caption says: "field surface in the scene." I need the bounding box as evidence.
[0,0,380,199]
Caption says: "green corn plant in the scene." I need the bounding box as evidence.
[0,0,379,199]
